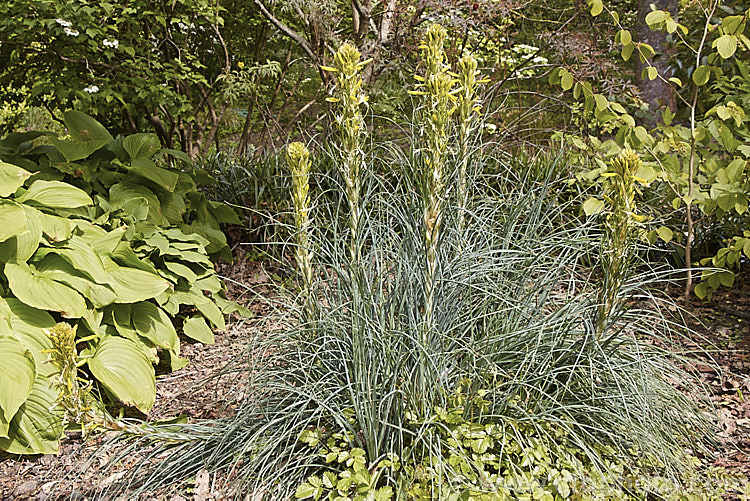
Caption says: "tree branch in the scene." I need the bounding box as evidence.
[252,0,317,62]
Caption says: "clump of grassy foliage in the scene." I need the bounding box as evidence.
[92,26,736,500]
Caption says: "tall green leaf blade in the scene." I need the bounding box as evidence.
[129,158,179,192]
[4,262,87,318]
[0,337,36,429]
[16,180,93,208]
[34,254,117,308]
[64,111,114,144]
[109,182,164,224]
[38,213,74,243]
[0,162,33,197]
[171,291,225,330]
[0,376,61,454]
[47,137,103,163]
[43,235,110,284]
[88,336,156,413]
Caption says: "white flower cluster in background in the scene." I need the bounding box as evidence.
[103,39,119,49]
[83,85,99,94]
[55,18,79,36]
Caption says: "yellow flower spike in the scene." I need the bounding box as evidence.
[455,51,486,234]
[286,142,314,297]
[327,42,368,266]
[596,148,648,339]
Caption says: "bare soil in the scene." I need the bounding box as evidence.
[1,257,749,500]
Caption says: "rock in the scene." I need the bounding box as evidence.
[12,481,38,499]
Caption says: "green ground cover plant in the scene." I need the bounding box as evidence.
[84,25,743,499]
[0,113,243,454]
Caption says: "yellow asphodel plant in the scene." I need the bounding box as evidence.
[44,322,99,436]
[287,141,314,300]
[321,43,372,266]
[411,24,457,342]
[454,52,487,235]
[45,322,149,436]
[596,148,648,338]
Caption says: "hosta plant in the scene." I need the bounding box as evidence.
[0,111,239,261]
[0,138,241,454]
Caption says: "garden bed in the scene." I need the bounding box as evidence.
[1,258,749,500]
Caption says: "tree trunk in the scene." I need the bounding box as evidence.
[636,0,678,124]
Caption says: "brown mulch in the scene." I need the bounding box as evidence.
[1,255,749,500]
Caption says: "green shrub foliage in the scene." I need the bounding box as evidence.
[0,112,242,454]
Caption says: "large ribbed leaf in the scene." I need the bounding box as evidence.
[109,182,164,224]
[183,316,214,344]
[34,254,117,308]
[123,133,160,160]
[171,291,225,330]
[88,226,126,255]
[102,257,170,303]
[88,336,155,413]
[0,376,62,454]
[4,262,87,318]
[38,213,74,243]
[0,337,36,435]
[129,158,179,192]
[0,203,27,242]
[41,235,109,284]
[1,298,55,376]
[64,110,113,144]
[0,162,33,197]
[0,205,42,262]
[131,301,179,351]
[47,137,103,163]
[16,180,92,208]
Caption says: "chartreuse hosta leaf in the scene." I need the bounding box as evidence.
[0,337,36,435]
[38,212,75,243]
[33,254,117,309]
[64,110,114,145]
[131,301,180,352]
[0,376,62,455]
[101,256,171,303]
[0,202,28,242]
[183,316,215,344]
[16,180,93,208]
[4,261,87,318]
[0,298,56,376]
[88,336,156,413]
[129,157,179,192]
[0,162,33,197]
[169,290,225,330]
[41,235,110,284]
[123,133,161,160]
[0,204,42,262]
